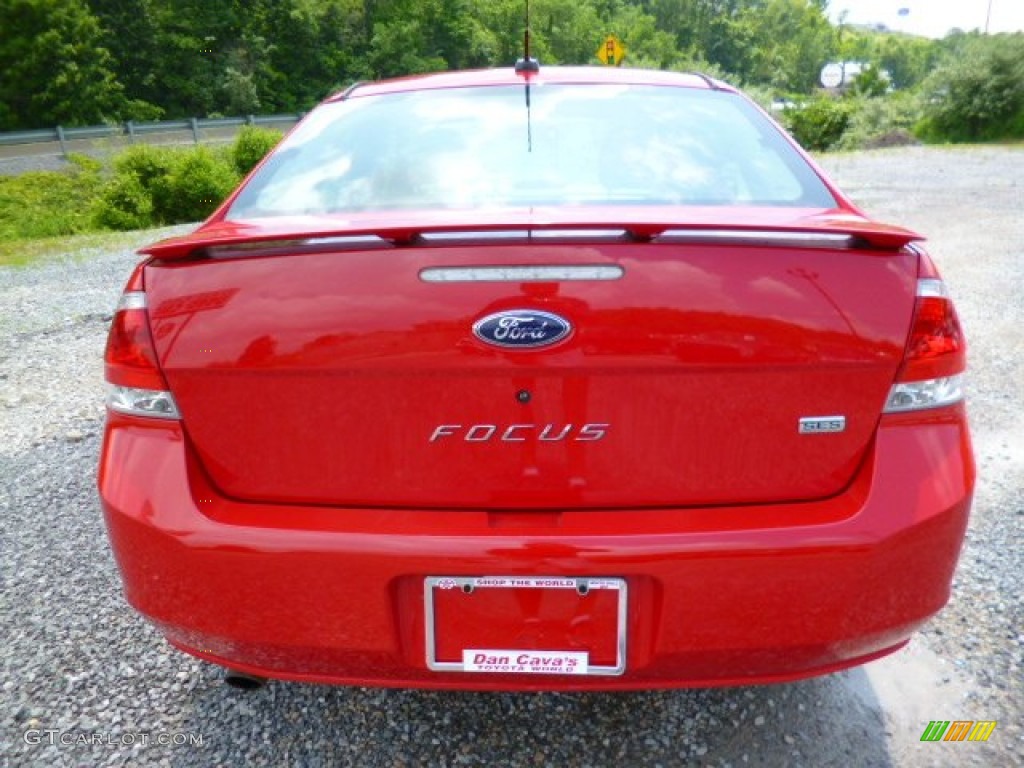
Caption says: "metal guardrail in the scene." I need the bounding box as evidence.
[0,114,303,157]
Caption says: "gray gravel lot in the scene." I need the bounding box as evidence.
[1,147,1022,767]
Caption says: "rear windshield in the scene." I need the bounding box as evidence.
[227,83,836,218]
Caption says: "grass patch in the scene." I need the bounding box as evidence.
[0,156,102,243]
[0,229,165,268]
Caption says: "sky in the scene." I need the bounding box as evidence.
[827,0,1024,39]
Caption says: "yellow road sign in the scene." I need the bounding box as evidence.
[597,35,625,66]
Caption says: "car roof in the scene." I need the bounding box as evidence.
[328,66,737,101]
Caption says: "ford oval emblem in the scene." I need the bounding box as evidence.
[472,310,572,349]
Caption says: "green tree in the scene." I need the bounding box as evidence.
[531,0,604,64]
[368,16,448,76]
[242,0,372,111]
[609,2,686,70]
[475,0,537,66]
[86,0,163,116]
[0,0,126,129]
[144,0,244,116]
[1,0,928,129]
[875,34,937,90]
[367,0,494,77]
[742,0,834,91]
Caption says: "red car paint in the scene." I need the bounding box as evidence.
[98,66,973,689]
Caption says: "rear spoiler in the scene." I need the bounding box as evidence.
[141,212,922,261]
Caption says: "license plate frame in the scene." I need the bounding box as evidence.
[424,576,627,676]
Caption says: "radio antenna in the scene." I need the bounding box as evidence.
[515,0,539,73]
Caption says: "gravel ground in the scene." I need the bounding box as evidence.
[1,147,1021,767]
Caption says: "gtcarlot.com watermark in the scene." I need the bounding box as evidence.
[24,729,203,747]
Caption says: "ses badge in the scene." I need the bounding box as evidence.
[473,310,572,349]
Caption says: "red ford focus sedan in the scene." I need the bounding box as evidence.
[98,65,974,690]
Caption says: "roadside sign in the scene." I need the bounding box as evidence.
[820,62,844,88]
[597,35,625,66]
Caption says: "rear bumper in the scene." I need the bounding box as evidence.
[98,407,974,690]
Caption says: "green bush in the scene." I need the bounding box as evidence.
[835,92,923,151]
[232,125,283,176]
[94,173,154,230]
[919,33,1024,142]
[112,144,177,189]
[93,145,171,230]
[0,162,101,241]
[783,96,854,151]
[159,147,239,224]
[94,144,240,230]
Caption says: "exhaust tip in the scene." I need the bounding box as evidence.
[223,669,267,690]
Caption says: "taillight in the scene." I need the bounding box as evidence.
[884,276,966,413]
[104,269,180,419]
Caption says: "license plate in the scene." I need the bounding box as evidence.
[424,576,627,676]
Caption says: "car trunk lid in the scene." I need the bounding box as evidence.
[144,214,918,509]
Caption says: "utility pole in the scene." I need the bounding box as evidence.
[985,0,993,34]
